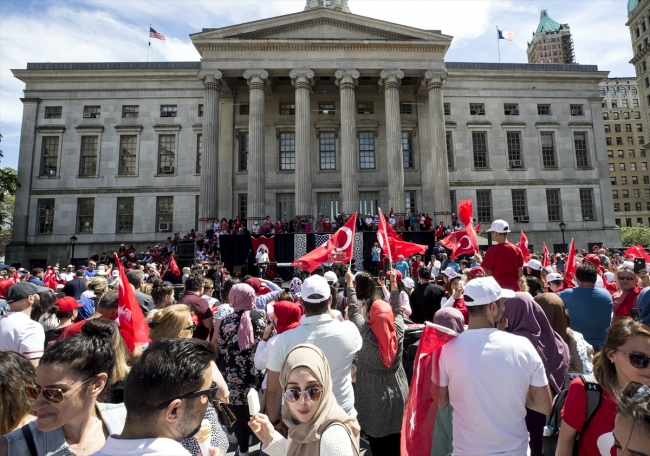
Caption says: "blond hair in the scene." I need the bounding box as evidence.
[87,277,108,298]
[148,304,194,341]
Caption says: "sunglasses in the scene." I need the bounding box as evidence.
[26,377,94,404]
[617,350,650,369]
[184,322,197,331]
[621,381,650,400]
[157,382,218,409]
[284,387,322,403]
[618,276,636,281]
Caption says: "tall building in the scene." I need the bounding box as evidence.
[600,78,649,227]
[7,1,620,267]
[627,0,650,153]
[527,10,575,64]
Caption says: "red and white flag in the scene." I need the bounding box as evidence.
[434,223,444,239]
[114,253,150,352]
[518,231,531,264]
[168,254,181,276]
[457,200,473,227]
[251,235,276,279]
[377,207,393,263]
[440,223,478,260]
[624,244,650,262]
[542,242,551,268]
[562,239,576,289]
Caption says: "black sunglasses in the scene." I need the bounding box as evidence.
[621,381,650,400]
[184,322,197,331]
[617,350,650,369]
[157,382,217,410]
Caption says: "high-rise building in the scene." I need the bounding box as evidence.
[600,78,650,227]
[626,0,650,153]
[527,10,575,64]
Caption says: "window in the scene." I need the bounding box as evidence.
[238,194,247,219]
[632,162,637,171]
[645,176,649,184]
[609,163,615,172]
[77,198,94,233]
[37,199,55,234]
[279,132,296,171]
[240,103,249,115]
[122,105,138,118]
[603,113,609,120]
[359,192,379,216]
[611,177,617,185]
[600,88,606,97]
[579,189,595,221]
[357,102,373,114]
[604,125,610,133]
[628,137,635,145]
[79,136,98,176]
[40,136,59,176]
[630,150,636,158]
[472,132,488,168]
[318,102,335,115]
[541,132,556,168]
[619,150,625,158]
[319,132,336,170]
[635,189,641,197]
[606,138,613,146]
[119,135,137,175]
[633,99,639,107]
[608,150,614,158]
[83,106,100,118]
[639,136,645,145]
[277,194,295,221]
[623,99,629,108]
[623,189,630,198]
[570,105,583,116]
[239,132,249,172]
[511,190,527,219]
[402,132,414,169]
[359,132,375,169]
[633,176,639,185]
[546,189,561,221]
[615,218,622,226]
[443,103,450,115]
[632,86,638,95]
[280,102,295,115]
[613,190,619,199]
[470,103,485,115]
[609,87,616,95]
[45,106,62,119]
[198,104,203,117]
[643,162,648,170]
[638,124,643,132]
[620,163,626,171]
[622,176,628,185]
[621,86,627,95]
[615,125,622,133]
[446,131,454,169]
[476,190,492,222]
[160,105,177,117]
[643,149,647,157]
[156,196,173,230]
[504,104,519,115]
[613,112,619,120]
[405,191,416,214]
[624,112,630,119]
[158,135,175,173]
[506,132,522,165]
[317,192,340,219]
[625,203,631,211]
[614,203,620,211]
[617,137,623,145]
[450,190,457,217]
[117,197,134,233]
[400,103,412,114]
[537,104,551,115]
[196,134,202,174]
[574,132,589,168]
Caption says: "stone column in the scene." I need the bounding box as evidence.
[243,69,269,221]
[423,69,451,226]
[380,69,405,214]
[290,69,315,216]
[335,69,360,215]
[197,71,222,230]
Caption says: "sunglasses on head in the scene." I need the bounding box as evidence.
[25,377,94,404]
[284,387,322,403]
[621,381,650,400]
[184,322,197,331]
[157,382,218,410]
[617,350,650,369]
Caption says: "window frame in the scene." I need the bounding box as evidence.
[40,136,60,177]
[157,134,177,174]
[76,198,95,234]
[118,135,138,176]
[540,131,557,168]
[36,199,55,235]
[279,132,296,171]
[279,102,295,115]
[238,132,249,172]
[122,105,139,118]
[471,131,489,169]
[117,197,135,233]
[573,132,590,168]
[357,102,374,115]
[319,131,336,170]
[503,104,519,115]
[579,188,596,221]
[402,131,414,169]
[156,196,174,231]
[44,106,62,119]
[511,189,528,219]
[160,105,177,117]
[359,131,376,169]
[469,103,486,115]
[537,104,551,115]
[79,136,99,177]
[476,190,492,223]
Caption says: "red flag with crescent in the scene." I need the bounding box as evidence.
[624,244,650,262]
[562,239,576,289]
[518,231,531,264]
[434,222,444,239]
[377,207,393,262]
[440,223,478,260]
[113,253,150,352]
[251,236,275,279]
[168,254,181,276]
[457,199,473,227]
[292,213,357,272]
[542,242,551,267]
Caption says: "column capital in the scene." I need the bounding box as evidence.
[379,69,404,90]
[289,69,315,89]
[197,71,223,90]
[423,69,448,90]
[335,69,360,89]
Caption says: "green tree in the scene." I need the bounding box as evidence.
[620,224,650,247]
[0,135,19,229]
[0,195,14,256]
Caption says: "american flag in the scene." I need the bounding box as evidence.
[315,234,330,248]
[149,27,166,40]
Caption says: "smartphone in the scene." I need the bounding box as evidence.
[634,257,646,274]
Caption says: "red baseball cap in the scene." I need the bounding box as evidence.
[54,296,83,313]
[584,254,601,269]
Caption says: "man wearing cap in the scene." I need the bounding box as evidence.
[0,282,46,366]
[544,272,564,293]
[481,219,525,291]
[266,275,362,425]
[438,277,552,455]
[409,267,444,323]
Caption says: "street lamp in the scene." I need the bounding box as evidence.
[69,235,78,265]
[559,222,566,253]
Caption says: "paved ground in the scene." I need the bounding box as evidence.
[224,437,372,455]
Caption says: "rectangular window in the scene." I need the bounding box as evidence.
[612,100,619,108]
[619,150,625,157]
[602,100,607,109]
[623,189,629,198]
[603,113,609,120]
[506,132,522,165]
[632,162,637,171]
[402,132,414,169]
[405,191,417,214]
[638,124,643,132]
[608,150,614,158]
[240,103,249,115]
[642,149,647,157]
[319,132,336,170]
[158,135,176,174]
[160,105,177,117]
[634,189,641,197]
[609,163,615,172]
[122,105,139,118]
[443,103,450,115]
[626,124,633,132]
[604,125,610,133]
[476,190,492,222]
[317,192,340,220]
[79,136,98,176]
[83,106,100,118]
[279,132,296,171]
[613,112,619,120]
[623,99,629,108]
[156,196,173,230]
[239,132,249,172]
[574,132,589,168]
[639,136,645,145]
[628,137,635,145]
[472,132,488,168]
[504,104,519,115]
[606,138,613,146]
[541,132,556,167]
[446,131,454,169]
[622,176,628,185]
[625,112,631,120]
[40,136,59,176]
[617,137,623,145]
[546,189,561,221]
[318,102,335,115]
[77,198,95,233]
[119,135,137,175]
[469,103,485,115]
[450,190,457,217]
[633,99,640,107]
[613,190,619,199]
[359,132,375,169]
[279,102,295,115]
[400,102,412,114]
[642,162,648,170]
[614,203,620,211]
[579,189,595,221]
[620,163,626,171]
[198,104,203,117]
[611,177,617,185]
[511,190,528,219]
[645,176,649,184]
[117,197,134,233]
[45,106,62,119]
[196,134,202,174]
[537,104,551,115]
[615,124,622,133]
[359,192,379,217]
[357,102,374,114]
[238,194,248,219]
[633,176,639,184]
[37,199,55,234]
[275,194,295,221]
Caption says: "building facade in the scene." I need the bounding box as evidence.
[527,10,575,65]
[8,3,620,267]
[627,0,650,154]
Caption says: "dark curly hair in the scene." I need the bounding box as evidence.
[0,351,36,435]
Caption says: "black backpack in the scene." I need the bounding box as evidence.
[541,374,602,456]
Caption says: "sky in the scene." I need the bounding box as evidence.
[0,0,635,170]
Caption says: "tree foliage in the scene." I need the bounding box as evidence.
[620,225,650,247]
[0,138,19,230]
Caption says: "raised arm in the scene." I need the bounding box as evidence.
[345,269,365,329]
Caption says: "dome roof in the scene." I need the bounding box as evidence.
[628,0,640,14]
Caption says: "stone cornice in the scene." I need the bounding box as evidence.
[450,179,600,187]
[114,125,143,133]
[152,124,182,132]
[36,125,65,133]
[75,125,104,133]
[196,42,449,53]
[356,119,379,137]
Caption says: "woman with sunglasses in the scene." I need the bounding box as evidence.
[556,318,650,456]
[0,319,125,456]
[249,344,360,456]
[612,265,643,322]
[613,381,650,454]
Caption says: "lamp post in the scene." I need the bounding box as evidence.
[69,235,78,266]
[559,222,566,253]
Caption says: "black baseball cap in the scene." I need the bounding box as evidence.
[6,282,50,304]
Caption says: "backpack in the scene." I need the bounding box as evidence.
[541,374,602,456]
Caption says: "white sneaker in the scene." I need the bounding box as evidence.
[227,431,237,444]
[237,450,249,456]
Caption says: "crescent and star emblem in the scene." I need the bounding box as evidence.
[458,235,472,251]
[334,227,352,251]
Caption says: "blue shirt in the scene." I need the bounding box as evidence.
[77,298,95,320]
[27,277,45,286]
[85,269,97,278]
[371,247,381,261]
[558,286,612,349]
[448,261,460,272]
[395,260,409,277]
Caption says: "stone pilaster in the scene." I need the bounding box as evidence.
[379,69,405,214]
[197,71,222,230]
[243,69,269,222]
[290,69,315,216]
[423,69,451,226]
[335,69,360,215]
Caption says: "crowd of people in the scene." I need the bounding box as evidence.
[0,216,649,456]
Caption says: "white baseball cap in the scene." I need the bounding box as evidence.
[301,275,332,303]
[402,277,415,289]
[112,270,119,277]
[442,267,457,278]
[604,272,616,283]
[527,259,542,271]
[486,219,511,233]
[463,277,515,306]
[545,272,563,283]
[323,271,338,284]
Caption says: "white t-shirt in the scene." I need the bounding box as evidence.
[428,260,441,278]
[256,252,269,264]
[61,272,75,282]
[0,311,45,359]
[92,436,191,456]
[438,328,548,456]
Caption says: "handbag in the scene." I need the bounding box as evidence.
[214,401,237,428]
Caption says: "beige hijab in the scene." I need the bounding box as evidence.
[280,344,361,456]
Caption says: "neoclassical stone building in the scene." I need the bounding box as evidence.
[9,2,620,266]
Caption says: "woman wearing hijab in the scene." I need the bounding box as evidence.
[504,292,570,456]
[289,277,302,300]
[345,269,408,456]
[216,283,272,456]
[249,344,360,456]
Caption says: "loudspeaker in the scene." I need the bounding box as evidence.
[176,239,196,258]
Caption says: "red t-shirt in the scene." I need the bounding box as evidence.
[411,261,424,278]
[561,377,616,456]
[58,320,87,340]
[481,242,524,291]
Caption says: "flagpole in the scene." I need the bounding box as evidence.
[496,26,501,63]
[147,24,151,63]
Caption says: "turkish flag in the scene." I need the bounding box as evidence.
[562,239,576,289]
[401,323,457,456]
[389,237,428,259]
[292,213,356,272]
[457,199,473,227]
[440,223,478,260]
[169,255,181,276]
[624,244,650,262]
[542,242,551,267]
[475,222,482,236]
[377,207,393,262]
[434,223,444,239]
[113,253,150,352]
[43,267,58,290]
[518,231,531,264]
[251,236,275,279]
